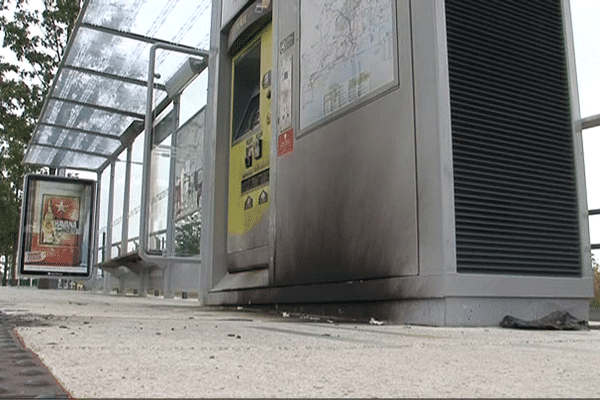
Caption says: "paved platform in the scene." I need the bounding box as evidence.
[2,286,600,398]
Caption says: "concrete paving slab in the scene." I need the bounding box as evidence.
[2,286,600,398]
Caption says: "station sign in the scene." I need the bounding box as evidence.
[17,174,96,278]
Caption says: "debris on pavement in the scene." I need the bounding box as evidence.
[500,310,589,331]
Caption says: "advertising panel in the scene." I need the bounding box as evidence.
[17,174,95,278]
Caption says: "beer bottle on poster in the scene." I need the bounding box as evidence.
[41,201,55,244]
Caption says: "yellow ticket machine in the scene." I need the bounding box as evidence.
[227,21,273,270]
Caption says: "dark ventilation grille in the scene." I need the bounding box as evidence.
[445,0,581,276]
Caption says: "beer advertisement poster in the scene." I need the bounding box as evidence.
[17,174,95,278]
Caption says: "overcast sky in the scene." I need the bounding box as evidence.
[571,0,600,119]
[571,0,600,251]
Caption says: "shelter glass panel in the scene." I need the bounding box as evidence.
[23,146,55,167]
[590,214,600,247]
[42,99,134,137]
[179,71,208,127]
[583,126,600,211]
[24,147,107,171]
[60,150,107,171]
[65,28,152,82]
[127,134,145,253]
[54,69,148,115]
[147,131,171,254]
[36,125,120,156]
[173,109,205,257]
[82,0,211,49]
[111,151,126,257]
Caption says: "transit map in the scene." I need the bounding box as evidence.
[300,0,396,129]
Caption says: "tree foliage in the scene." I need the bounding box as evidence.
[175,212,201,257]
[592,253,600,308]
[0,0,81,282]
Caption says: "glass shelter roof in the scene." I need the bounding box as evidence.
[24,0,211,172]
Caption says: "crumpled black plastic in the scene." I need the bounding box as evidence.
[500,310,589,330]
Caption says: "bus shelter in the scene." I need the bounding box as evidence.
[23,0,211,297]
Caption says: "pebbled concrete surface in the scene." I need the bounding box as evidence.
[2,286,600,398]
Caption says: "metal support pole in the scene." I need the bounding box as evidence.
[119,275,126,296]
[164,262,174,299]
[103,272,110,294]
[141,268,149,297]
[103,161,116,294]
[92,170,102,290]
[106,161,115,261]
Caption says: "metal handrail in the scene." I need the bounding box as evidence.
[581,113,600,130]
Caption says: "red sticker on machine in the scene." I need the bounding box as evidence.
[277,129,294,157]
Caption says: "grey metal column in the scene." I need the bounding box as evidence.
[91,170,102,291]
[164,261,174,299]
[200,0,228,304]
